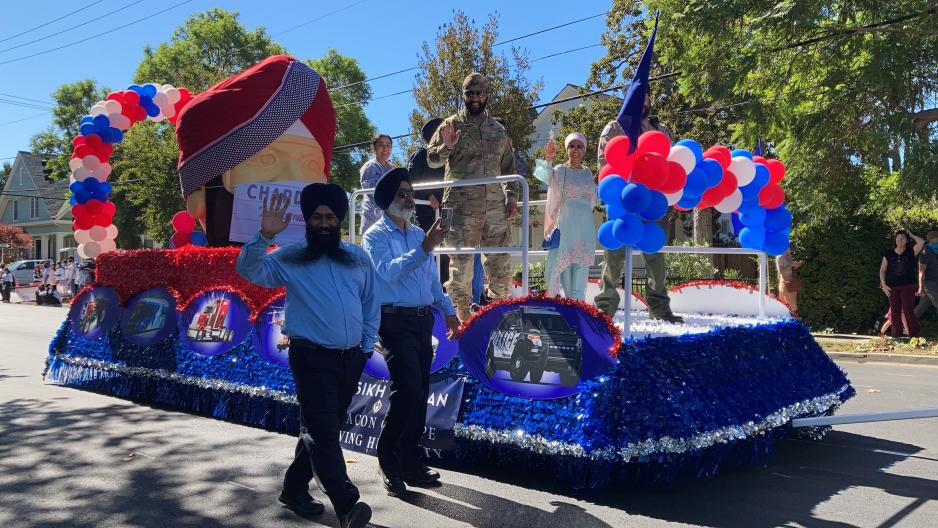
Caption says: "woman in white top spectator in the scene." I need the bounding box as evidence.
[359,133,396,234]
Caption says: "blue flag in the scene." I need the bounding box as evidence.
[754,136,763,156]
[616,11,659,154]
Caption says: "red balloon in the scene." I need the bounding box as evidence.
[630,152,668,189]
[704,146,732,169]
[636,131,670,156]
[760,184,785,209]
[753,155,767,165]
[698,186,725,209]
[102,201,116,216]
[95,144,113,162]
[106,92,122,101]
[172,211,196,233]
[718,170,738,195]
[72,203,87,218]
[74,215,94,231]
[171,231,192,248]
[84,133,102,148]
[72,135,87,148]
[597,164,616,181]
[123,90,140,107]
[74,145,91,159]
[766,159,786,184]
[611,156,635,181]
[603,136,631,167]
[659,160,688,194]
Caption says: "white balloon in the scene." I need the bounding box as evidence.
[74,229,93,244]
[98,239,117,253]
[165,87,181,104]
[150,114,166,123]
[89,104,108,117]
[83,241,102,259]
[92,163,112,180]
[77,244,90,259]
[152,92,169,108]
[160,102,176,118]
[668,145,696,175]
[108,113,131,130]
[89,225,108,242]
[104,100,122,115]
[105,224,119,239]
[729,157,756,187]
[665,189,684,206]
[714,189,743,213]
[72,167,93,181]
[69,158,84,172]
[82,155,101,170]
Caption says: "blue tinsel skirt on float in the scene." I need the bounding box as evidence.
[44,314,852,494]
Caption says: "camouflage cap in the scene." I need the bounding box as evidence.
[462,72,490,92]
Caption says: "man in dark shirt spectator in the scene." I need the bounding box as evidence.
[914,230,938,320]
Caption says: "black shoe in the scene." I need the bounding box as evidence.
[651,312,684,324]
[383,476,407,497]
[401,466,441,487]
[339,501,372,528]
[277,491,325,516]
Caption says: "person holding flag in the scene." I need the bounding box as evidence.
[593,13,683,323]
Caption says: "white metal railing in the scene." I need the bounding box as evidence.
[349,178,769,334]
[349,175,531,294]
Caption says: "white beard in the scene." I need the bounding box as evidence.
[388,203,415,220]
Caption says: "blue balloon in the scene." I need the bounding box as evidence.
[639,190,668,222]
[128,84,144,94]
[80,115,94,125]
[683,167,709,197]
[92,114,110,130]
[731,212,744,236]
[82,178,99,191]
[739,182,762,203]
[613,214,644,246]
[190,231,207,246]
[598,176,627,206]
[676,193,701,209]
[145,102,160,117]
[100,182,112,195]
[621,183,651,214]
[606,201,628,220]
[764,205,793,231]
[731,148,753,160]
[739,206,767,227]
[763,230,790,256]
[739,226,766,249]
[80,123,97,136]
[700,158,723,188]
[636,222,666,253]
[676,139,703,162]
[69,181,83,194]
[69,196,77,206]
[752,164,770,188]
[97,128,113,143]
[74,189,90,203]
[142,84,158,98]
[597,220,622,250]
[93,189,108,201]
[110,128,123,143]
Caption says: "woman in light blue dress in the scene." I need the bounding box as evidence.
[534,132,596,299]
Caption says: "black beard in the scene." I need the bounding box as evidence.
[289,225,351,264]
[466,100,487,116]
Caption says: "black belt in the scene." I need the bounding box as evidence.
[381,305,432,316]
[290,338,361,355]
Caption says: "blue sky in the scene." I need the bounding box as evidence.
[0,0,613,163]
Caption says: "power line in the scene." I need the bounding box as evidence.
[531,43,603,62]
[0,0,107,45]
[769,7,936,52]
[0,92,54,106]
[0,0,147,55]
[494,12,607,47]
[0,0,194,66]
[0,98,54,111]
[272,0,370,37]
[0,111,52,127]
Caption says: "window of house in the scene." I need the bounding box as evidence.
[12,200,18,220]
[30,197,40,218]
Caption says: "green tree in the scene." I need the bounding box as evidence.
[305,49,374,191]
[0,162,11,190]
[29,80,108,181]
[407,10,542,160]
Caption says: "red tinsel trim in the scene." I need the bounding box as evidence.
[668,279,797,316]
[94,247,284,320]
[453,292,623,358]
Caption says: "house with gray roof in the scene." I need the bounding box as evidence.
[0,151,74,260]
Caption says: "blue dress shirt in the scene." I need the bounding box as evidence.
[362,213,456,317]
[236,232,380,354]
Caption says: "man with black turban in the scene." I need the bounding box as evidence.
[236,182,377,528]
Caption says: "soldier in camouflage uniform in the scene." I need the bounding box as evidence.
[426,73,518,320]
[594,93,683,323]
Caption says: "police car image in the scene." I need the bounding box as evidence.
[484,307,582,387]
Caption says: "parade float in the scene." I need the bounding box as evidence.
[43,52,854,494]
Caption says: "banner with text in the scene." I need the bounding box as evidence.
[230,182,309,245]
[341,374,465,460]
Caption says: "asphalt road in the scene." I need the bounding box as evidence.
[1,301,936,528]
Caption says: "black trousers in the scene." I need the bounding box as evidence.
[377,311,434,477]
[1,282,11,302]
[283,344,366,518]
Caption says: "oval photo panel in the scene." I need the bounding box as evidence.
[68,286,121,339]
[459,299,618,399]
[119,288,177,346]
[364,307,460,380]
[252,298,290,367]
[179,290,251,356]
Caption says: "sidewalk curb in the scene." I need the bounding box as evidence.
[827,351,938,366]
